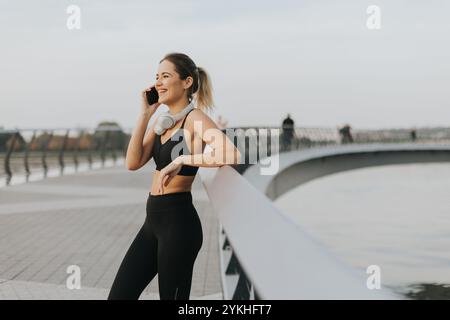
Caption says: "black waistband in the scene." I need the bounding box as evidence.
[147,191,193,211]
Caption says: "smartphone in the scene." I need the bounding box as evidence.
[145,87,159,105]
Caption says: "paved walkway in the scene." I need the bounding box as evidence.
[0,162,222,299]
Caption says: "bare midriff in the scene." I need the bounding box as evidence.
[150,170,196,196]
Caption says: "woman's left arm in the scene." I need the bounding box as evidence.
[179,110,242,168]
[156,110,242,194]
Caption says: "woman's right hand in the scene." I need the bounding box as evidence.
[141,85,161,115]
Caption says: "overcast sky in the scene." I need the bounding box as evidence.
[1,0,449,130]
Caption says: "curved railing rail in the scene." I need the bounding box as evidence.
[200,165,399,299]
[244,143,450,200]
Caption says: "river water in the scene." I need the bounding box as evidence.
[274,163,450,299]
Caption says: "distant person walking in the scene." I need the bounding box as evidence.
[281,113,295,151]
[410,128,417,142]
[339,124,353,144]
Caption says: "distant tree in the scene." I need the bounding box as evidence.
[94,121,127,151]
[0,132,26,152]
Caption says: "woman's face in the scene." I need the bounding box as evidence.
[155,59,192,105]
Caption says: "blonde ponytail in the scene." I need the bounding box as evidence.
[195,67,214,112]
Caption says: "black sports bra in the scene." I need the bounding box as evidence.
[153,108,199,176]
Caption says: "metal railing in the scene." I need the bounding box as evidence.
[3,125,447,186]
[0,126,132,186]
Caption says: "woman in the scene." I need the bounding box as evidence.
[108,52,241,300]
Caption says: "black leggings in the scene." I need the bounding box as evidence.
[108,191,203,300]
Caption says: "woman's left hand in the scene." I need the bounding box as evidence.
[157,156,184,194]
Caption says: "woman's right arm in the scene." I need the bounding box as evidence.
[126,87,161,170]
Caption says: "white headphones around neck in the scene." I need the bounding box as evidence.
[154,101,195,135]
